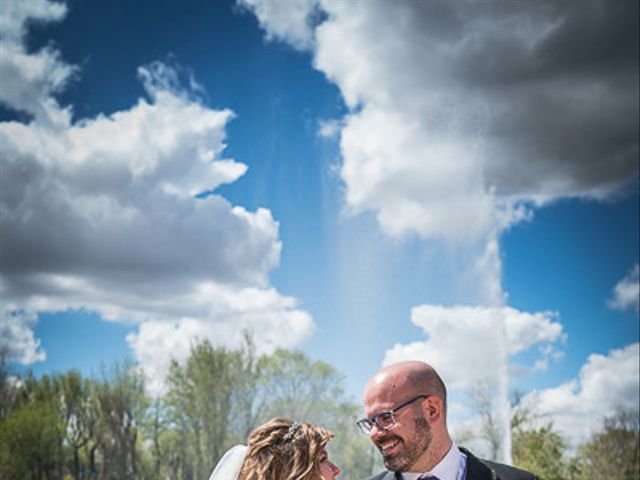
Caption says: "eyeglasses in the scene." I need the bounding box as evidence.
[356,394,430,434]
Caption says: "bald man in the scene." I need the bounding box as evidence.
[358,361,538,480]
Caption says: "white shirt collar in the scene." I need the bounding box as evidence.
[400,442,466,480]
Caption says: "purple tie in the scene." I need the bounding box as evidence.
[418,476,440,480]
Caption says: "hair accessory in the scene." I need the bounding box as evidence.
[283,421,301,442]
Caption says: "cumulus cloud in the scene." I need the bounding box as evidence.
[523,343,640,448]
[0,1,314,391]
[127,285,314,395]
[0,0,76,125]
[242,0,639,240]
[0,310,46,364]
[1,67,277,292]
[383,304,564,392]
[237,0,319,51]
[608,264,640,314]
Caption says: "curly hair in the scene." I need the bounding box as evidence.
[237,418,334,480]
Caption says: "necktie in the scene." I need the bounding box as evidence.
[418,476,440,480]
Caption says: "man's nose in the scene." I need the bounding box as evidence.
[331,462,341,476]
[370,422,388,439]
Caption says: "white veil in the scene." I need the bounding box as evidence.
[208,445,249,480]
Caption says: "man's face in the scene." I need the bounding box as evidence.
[364,386,432,471]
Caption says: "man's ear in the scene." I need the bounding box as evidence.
[424,396,442,422]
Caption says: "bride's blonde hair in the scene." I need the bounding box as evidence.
[237,418,334,480]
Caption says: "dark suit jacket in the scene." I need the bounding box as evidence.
[365,448,538,480]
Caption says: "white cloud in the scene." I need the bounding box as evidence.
[1,67,277,289]
[0,1,314,389]
[243,0,638,241]
[0,0,66,42]
[338,105,496,240]
[608,264,640,314]
[317,118,342,139]
[0,309,46,364]
[527,344,565,374]
[127,284,314,395]
[523,343,640,448]
[237,0,319,51]
[0,0,76,125]
[383,305,564,393]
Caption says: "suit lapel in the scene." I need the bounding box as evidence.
[461,448,497,480]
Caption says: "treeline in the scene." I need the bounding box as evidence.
[0,339,638,480]
[463,385,639,480]
[0,339,379,480]
[512,411,639,480]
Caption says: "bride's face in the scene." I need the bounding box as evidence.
[318,448,341,479]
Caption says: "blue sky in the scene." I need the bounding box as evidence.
[1,0,638,456]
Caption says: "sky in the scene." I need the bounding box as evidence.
[1,0,639,458]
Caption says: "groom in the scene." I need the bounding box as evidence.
[359,361,538,480]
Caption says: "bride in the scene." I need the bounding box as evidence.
[209,417,341,480]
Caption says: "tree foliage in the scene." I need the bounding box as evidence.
[0,399,63,479]
[0,337,377,480]
[574,408,639,480]
[509,405,639,480]
[512,424,570,480]
[468,389,639,480]
[469,381,503,461]
[4,339,635,480]
[94,362,148,479]
[163,340,258,480]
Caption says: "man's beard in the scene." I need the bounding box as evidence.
[382,417,432,471]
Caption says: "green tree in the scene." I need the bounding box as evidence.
[575,408,639,480]
[81,379,105,479]
[165,340,258,480]
[230,334,263,440]
[0,397,63,479]
[257,348,345,423]
[94,362,149,479]
[470,382,503,461]
[143,396,168,477]
[0,345,18,420]
[512,423,570,480]
[57,370,95,480]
